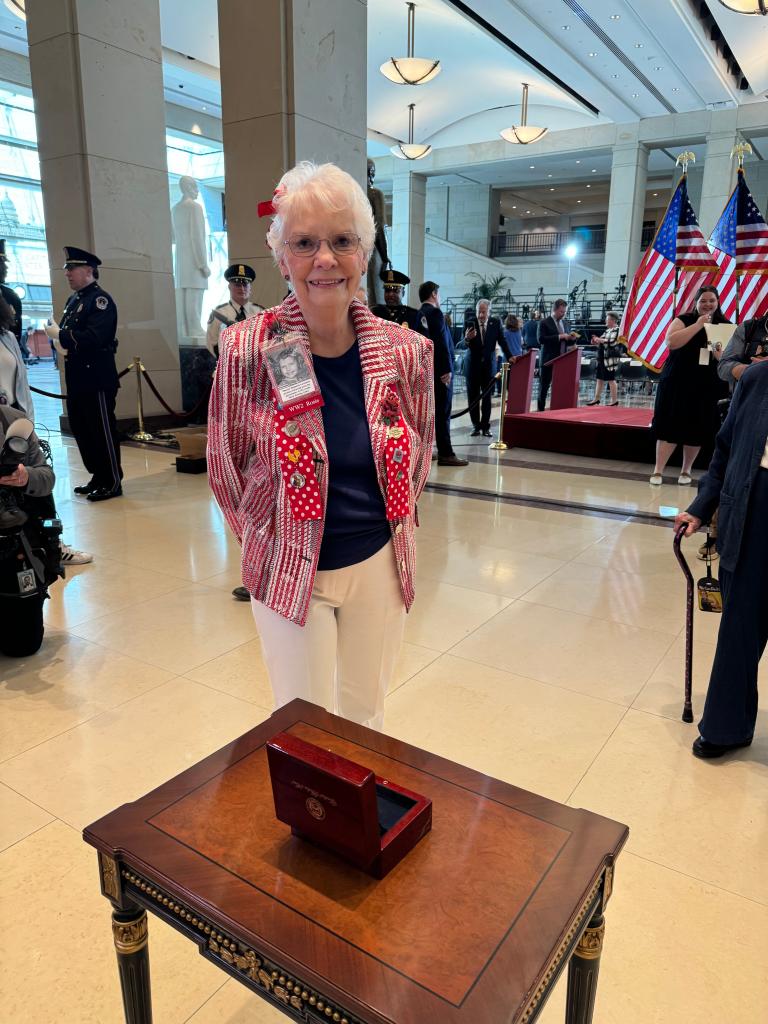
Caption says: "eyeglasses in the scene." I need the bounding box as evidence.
[283,233,361,257]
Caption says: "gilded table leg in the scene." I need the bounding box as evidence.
[112,905,153,1024]
[564,907,605,1024]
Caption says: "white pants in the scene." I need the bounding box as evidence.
[251,541,406,730]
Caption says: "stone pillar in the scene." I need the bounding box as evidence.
[603,134,649,288]
[446,184,492,255]
[699,130,739,237]
[391,170,427,306]
[217,0,367,310]
[27,0,181,422]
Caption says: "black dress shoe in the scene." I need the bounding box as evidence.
[470,427,481,437]
[692,736,752,760]
[232,586,251,601]
[482,429,492,437]
[74,480,96,495]
[437,454,469,466]
[87,486,123,502]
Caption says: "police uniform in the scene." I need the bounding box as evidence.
[0,239,22,347]
[55,247,123,501]
[206,264,263,358]
[370,267,426,334]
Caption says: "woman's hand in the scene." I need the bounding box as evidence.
[674,511,701,537]
[696,312,713,327]
[0,464,29,488]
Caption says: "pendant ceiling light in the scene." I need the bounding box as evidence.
[499,83,549,145]
[380,2,442,86]
[716,0,767,12]
[391,103,431,160]
[3,0,26,19]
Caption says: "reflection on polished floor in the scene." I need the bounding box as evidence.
[1,425,766,1024]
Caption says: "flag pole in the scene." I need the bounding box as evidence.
[730,144,752,324]
[673,152,696,317]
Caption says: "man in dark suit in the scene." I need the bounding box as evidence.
[676,361,768,759]
[464,299,513,436]
[418,281,467,467]
[537,299,579,411]
[45,246,123,502]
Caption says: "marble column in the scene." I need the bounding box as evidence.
[391,170,427,307]
[602,134,649,288]
[217,0,367,310]
[26,0,181,422]
[699,128,740,238]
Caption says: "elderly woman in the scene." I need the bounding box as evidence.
[208,162,434,730]
[650,285,730,486]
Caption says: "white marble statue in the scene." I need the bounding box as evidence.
[171,176,210,339]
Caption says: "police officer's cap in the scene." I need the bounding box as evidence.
[224,263,256,284]
[63,246,101,269]
[380,267,410,289]
[0,239,7,260]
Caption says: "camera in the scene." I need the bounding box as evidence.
[0,421,31,529]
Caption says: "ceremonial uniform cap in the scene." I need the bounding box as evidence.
[63,246,101,269]
[380,267,410,289]
[224,263,256,283]
[0,239,6,259]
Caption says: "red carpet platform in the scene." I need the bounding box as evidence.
[503,406,655,462]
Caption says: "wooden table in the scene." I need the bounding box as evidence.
[83,700,628,1024]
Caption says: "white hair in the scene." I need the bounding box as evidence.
[266,161,375,261]
[476,298,491,312]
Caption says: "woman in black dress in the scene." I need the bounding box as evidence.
[650,285,730,486]
[586,311,623,406]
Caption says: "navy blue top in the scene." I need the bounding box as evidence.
[503,328,523,357]
[312,341,391,571]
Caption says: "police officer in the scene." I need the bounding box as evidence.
[370,267,424,332]
[206,264,263,358]
[0,240,22,350]
[44,247,123,502]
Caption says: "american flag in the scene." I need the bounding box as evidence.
[621,176,716,369]
[675,170,768,321]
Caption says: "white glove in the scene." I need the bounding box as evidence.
[44,320,60,341]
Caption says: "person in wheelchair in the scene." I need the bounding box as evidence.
[0,406,63,657]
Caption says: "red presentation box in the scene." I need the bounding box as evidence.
[266,731,432,878]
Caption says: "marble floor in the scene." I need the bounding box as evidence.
[1,400,766,1023]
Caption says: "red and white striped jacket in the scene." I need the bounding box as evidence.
[207,294,434,626]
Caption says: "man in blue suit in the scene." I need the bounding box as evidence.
[676,361,768,759]
[418,281,467,467]
[464,299,513,437]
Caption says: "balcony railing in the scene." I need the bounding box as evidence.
[491,224,656,258]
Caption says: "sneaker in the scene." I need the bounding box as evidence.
[60,544,93,565]
[697,538,718,561]
[649,474,663,486]
[677,473,692,486]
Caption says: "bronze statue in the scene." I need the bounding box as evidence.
[367,159,390,306]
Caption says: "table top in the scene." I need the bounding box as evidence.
[84,700,628,1024]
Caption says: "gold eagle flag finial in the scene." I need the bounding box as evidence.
[730,142,753,169]
[675,151,696,175]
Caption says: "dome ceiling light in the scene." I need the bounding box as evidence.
[3,0,26,19]
[380,3,442,86]
[391,103,431,160]
[500,83,548,145]
[716,1,767,12]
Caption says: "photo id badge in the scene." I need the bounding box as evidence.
[263,333,324,415]
[17,569,36,594]
[699,346,711,366]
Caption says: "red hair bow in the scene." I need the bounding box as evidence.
[257,184,286,219]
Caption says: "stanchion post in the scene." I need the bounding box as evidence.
[489,362,509,451]
[129,356,154,443]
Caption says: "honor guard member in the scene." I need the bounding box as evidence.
[0,240,22,348]
[45,247,123,502]
[205,263,263,358]
[370,267,425,333]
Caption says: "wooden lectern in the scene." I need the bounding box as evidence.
[505,351,536,414]
[545,347,581,410]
